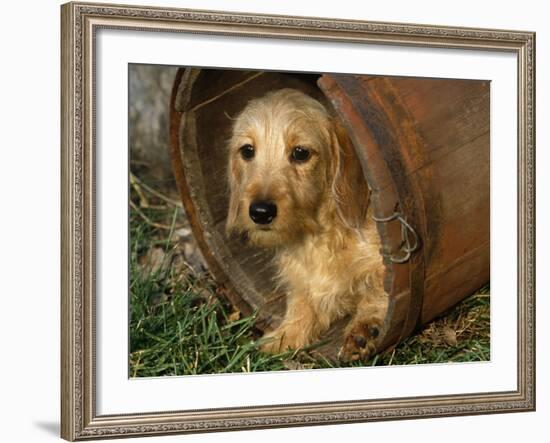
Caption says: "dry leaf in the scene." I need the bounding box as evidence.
[228,310,241,322]
[138,247,165,275]
[442,326,458,346]
[283,360,315,371]
[147,247,165,273]
[175,227,192,239]
[283,361,304,371]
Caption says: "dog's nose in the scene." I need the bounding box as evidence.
[249,201,277,225]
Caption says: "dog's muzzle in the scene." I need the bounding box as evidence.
[249,201,277,225]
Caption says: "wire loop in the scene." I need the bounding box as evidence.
[372,211,420,264]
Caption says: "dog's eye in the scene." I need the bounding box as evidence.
[239,144,255,160]
[291,146,310,163]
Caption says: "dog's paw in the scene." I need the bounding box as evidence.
[258,331,284,354]
[259,325,308,354]
[338,321,382,362]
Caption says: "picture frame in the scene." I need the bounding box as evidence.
[61,1,536,440]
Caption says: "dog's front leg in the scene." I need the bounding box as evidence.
[260,291,325,354]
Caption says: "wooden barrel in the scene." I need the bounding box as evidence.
[170,68,490,356]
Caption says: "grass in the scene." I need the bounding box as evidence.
[129,174,490,377]
[130,224,295,376]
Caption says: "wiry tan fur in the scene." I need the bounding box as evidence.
[226,88,388,361]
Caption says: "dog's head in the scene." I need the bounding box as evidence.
[226,88,369,247]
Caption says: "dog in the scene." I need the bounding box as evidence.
[225,88,388,361]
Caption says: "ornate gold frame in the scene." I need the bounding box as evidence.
[61,2,536,440]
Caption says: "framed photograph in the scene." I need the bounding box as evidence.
[61,1,535,440]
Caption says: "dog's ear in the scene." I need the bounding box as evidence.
[225,156,241,236]
[328,118,370,229]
